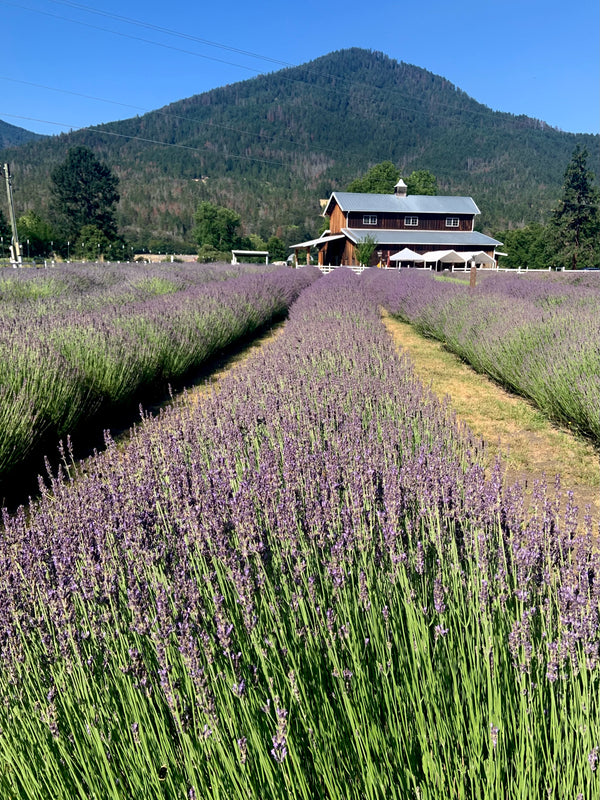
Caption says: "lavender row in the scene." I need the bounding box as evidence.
[368,268,600,442]
[0,265,317,479]
[0,269,597,797]
[0,261,269,311]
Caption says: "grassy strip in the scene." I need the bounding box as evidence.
[382,311,600,517]
[369,269,600,446]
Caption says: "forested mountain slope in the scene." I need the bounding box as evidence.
[1,48,598,247]
[0,119,44,149]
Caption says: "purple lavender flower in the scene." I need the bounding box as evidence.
[270,703,288,764]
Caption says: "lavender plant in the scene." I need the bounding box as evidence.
[0,264,317,481]
[0,270,598,798]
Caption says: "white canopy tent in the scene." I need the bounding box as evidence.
[422,250,467,265]
[389,247,425,263]
[460,250,496,266]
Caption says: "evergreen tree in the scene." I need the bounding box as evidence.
[50,146,120,241]
[549,146,600,269]
[493,223,551,269]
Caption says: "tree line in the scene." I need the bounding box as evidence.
[1,145,597,269]
[2,48,597,256]
[193,201,287,262]
[0,146,288,263]
[1,146,123,261]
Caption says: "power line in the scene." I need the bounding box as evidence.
[0,113,292,168]
[0,0,527,126]
[41,0,505,122]
[1,0,265,76]
[48,0,295,69]
[0,0,577,189]
[0,74,346,160]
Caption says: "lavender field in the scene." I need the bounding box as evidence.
[370,269,600,444]
[0,263,316,487]
[0,269,598,798]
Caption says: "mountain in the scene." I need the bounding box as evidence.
[0,119,44,149]
[0,49,598,248]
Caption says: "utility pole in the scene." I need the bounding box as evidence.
[2,163,22,267]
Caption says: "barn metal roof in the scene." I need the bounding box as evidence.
[324,192,480,216]
[342,229,502,247]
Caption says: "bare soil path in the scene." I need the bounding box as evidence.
[383,312,600,522]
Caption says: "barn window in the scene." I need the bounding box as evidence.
[446,217,460,228]
[363,215,377,225]
[404,216,418,226]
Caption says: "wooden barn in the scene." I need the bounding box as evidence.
[292,180,502,269]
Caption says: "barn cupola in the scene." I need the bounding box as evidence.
[394,178,407,197]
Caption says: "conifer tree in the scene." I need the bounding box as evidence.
[549,146,600,269]
[51,146,120,241]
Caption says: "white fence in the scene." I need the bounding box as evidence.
[318,264,369,275]
[299,264,594,275]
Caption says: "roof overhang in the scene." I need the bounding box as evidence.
[342,228,502,247]
[290,234,346,249]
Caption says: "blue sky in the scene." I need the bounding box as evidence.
[1,0,598,137]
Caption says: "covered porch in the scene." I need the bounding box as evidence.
[289,234,347,266]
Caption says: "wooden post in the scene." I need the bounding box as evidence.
[469,264,477,289]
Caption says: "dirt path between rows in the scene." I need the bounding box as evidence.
[383,312,600,522]
[1,321,287,514]
[146,320,286,413]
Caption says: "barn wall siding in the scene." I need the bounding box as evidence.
[347,212,474,231]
